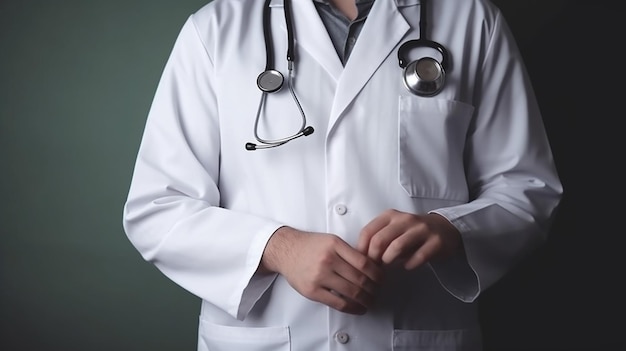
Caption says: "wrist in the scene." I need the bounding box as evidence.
[260,226,298,274]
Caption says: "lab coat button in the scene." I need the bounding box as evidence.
[334,204,347,215]
[335,331,350,344]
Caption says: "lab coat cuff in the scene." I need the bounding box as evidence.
[237,273,278,320]
[428,249,480,303]
[235,223,283,320]
[427,210,480,302]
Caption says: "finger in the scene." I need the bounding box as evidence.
[336,243,385,284]
[321,272,376,309]
[380,230,425,265]
[357,214,390,253]
[317,289,368,315]
[332,257,380,295]
[367,222,405,263]
[403,237,440,270]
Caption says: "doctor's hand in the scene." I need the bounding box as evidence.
[357,210,462,270]
[260,226,384,315]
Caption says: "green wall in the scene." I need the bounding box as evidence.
[1,1,208,350]
[1,1,621,350]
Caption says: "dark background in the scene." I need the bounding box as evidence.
[1,1,622,350]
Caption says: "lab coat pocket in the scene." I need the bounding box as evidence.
[398,96,474,200]
[393,329,482,351]
[198,318,290,351]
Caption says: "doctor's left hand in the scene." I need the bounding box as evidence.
[357,210,463,270]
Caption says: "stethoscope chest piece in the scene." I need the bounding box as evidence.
[397,0,451,97]
[257,69,284,93]
[402,57,445,96]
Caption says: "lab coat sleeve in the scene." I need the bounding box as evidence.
[122,15,281,320]
[428,11,563,300]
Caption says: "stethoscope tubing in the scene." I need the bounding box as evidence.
[247,0,312,150]
[248,0,449,150]
[252,69,308,147]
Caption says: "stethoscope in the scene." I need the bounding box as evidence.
[246,0,450,151]
[398,0,450,96]
[246,0,313,150]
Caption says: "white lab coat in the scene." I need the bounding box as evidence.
[123,0,563,350]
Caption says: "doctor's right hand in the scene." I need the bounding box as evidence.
[260,226,384,315]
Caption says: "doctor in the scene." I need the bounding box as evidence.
[123,0,562,350]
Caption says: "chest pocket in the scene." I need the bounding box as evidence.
[398,96,474,201]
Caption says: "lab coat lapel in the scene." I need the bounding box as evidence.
[286,0,344,81]
[328,0,415,134]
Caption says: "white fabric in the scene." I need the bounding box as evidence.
[123,0,563,349]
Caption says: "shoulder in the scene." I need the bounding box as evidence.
[435,0,502,21]
[192,0,264,25]
[185,0,265,44]
[433,0,506,40]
